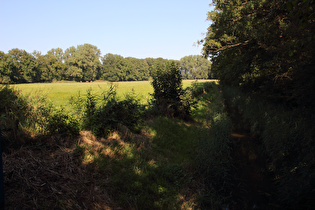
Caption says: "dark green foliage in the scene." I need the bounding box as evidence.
[81,87,144,137]
[179,55,212,79]
[0,51,13,84]
[222,86,315,209]
[5,49,38,84]
[63,44,102,82]
[2,45,214,84]
[202,0,315,107]
[100,54,128,81]
[0,85,29,147]
[100,54,151,82]
[193,83,234,209]
[151,61,189,118]
[36,54,65,82]
[1,46,210,84]
[47,108,80,136]
[201,1,315,207]
[84,89,97,128]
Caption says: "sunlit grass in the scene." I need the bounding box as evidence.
[12,80,217,106]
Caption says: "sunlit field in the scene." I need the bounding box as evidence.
[12,80,217,106]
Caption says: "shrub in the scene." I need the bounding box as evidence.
[76,86,144,137]
[47,107,80,136]
[25,93,80,137]
[151,61,189,118]
[0,85,29,148]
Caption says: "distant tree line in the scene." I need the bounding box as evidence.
[0,44,212,84]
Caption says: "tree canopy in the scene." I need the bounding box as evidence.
[201,0,315,107]
[179,55,212,79]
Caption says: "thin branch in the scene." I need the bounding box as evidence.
[210,40,250,53]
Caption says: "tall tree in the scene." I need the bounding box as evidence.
[64,44,101,81]
[7,49,38,83]
[125,57,150,81]
[36,54,65,82]
[201,0,315,106]
[100,53,127,81]
[47,48,64,62]
[0,51,13,84]
[145,57,170,77]
[179,55,212,79]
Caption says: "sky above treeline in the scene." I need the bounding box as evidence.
[0,0,213,60]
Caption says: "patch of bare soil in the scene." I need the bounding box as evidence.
[3,133,114,209]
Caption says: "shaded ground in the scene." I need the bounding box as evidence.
[230,132,275,209]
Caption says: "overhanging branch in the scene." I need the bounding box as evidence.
[210,40,250,53]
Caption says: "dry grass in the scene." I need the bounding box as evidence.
[3,123,199,209]
[3,134,114,209]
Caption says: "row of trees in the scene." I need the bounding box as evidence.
[0,44,212,84]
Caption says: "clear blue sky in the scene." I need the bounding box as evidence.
[0,0,212,60]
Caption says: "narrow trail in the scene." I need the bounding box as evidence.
[230,132,275,209]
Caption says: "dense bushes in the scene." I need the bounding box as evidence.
[70,86,145,137]
[222,85,315,209]
[0,85,81,149]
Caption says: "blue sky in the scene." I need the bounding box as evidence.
[0,0,212,60]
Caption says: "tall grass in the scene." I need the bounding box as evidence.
[190,82,234,209]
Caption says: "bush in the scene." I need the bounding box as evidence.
[151,61,189,119]
[0,85,29,148]
[74,86,144,137]
[47,108,80,136]
[0,85,80,148]
[25,93,80,137]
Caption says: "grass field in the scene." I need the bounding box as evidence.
[12,80,217,106]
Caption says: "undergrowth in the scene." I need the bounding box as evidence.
[191,83,234,209]
[222,85,315,209]
[2,82,237,209]
[70,86,145,137]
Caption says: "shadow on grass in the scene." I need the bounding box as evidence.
[75,117,208,209]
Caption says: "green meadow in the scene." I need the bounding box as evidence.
[13,80,216,106]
